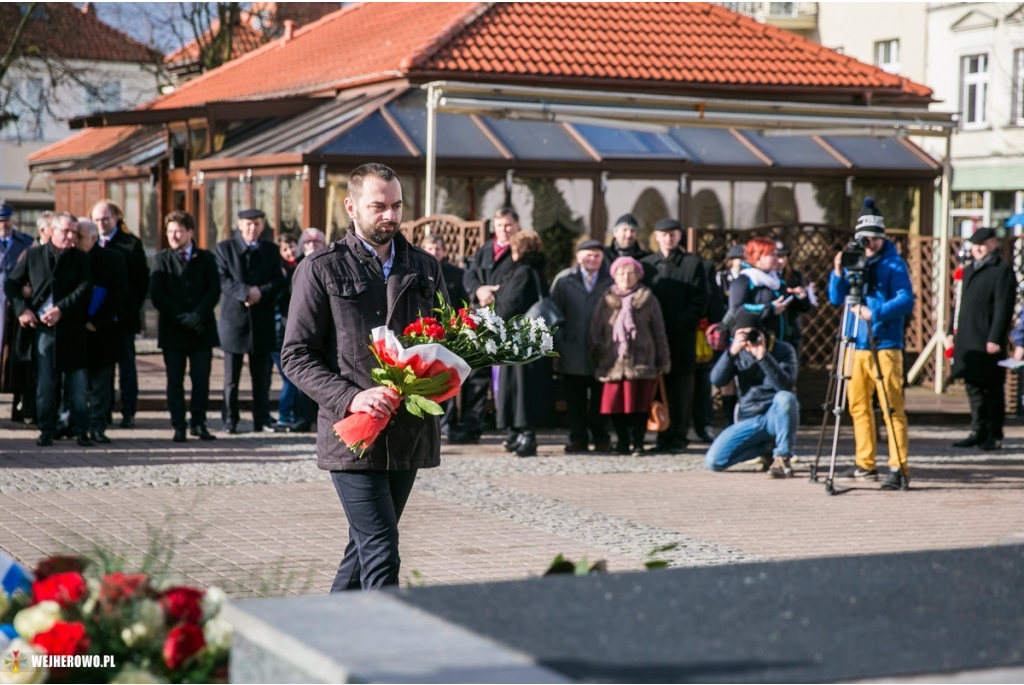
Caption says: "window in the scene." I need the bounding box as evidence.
[1,78,45,140]
[875,39,900,74]
[961,54,989,129]
[84,82,121,115]
[1014,49,1024,125]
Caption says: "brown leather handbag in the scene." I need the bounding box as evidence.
[647,374,671,433]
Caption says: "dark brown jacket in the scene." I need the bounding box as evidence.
[282,229,448,471]
[589,285,671,383]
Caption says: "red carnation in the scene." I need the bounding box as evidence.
[421,317,439,326]
[458,308,478,330]
[32,572,87,608]
[99,572,149,604]
[403,320,423,336]
[163,624,205,670]
[32,621,90,656]
[160,587,205,625]
[425,324,445,340]
[34,556,87,580]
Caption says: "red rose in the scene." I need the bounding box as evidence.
[99,572,149,604]
[32,621,90,656]
[32,572,87,608]
[34,556,87,580]
[163,624,205,670]
[160,587,205,625]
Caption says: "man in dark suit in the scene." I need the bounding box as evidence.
[77,219,126,444]
[216,208,284,433]
[642,218,709,453]
[151,211,221,442]
[92,200,149,428]
[0,200,36,421]
[4,213,93,446]
[453,207,521,444]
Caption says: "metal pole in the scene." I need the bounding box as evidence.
[424,85,438,217]
[934,130,952,394]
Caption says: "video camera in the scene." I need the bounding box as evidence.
[840,236,870,273]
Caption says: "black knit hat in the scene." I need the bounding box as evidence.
[727,243,746,260]
[854,198,885,239]
[730,308,765,335]
[613,213,639,230]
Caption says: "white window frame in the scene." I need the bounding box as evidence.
[961,54,989,130]
[874,39,900,74]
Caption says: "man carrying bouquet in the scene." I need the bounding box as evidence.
[282,163,448,592]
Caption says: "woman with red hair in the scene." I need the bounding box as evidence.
[726,237,808,344]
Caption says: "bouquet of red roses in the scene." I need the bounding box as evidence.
[333,297,557,455]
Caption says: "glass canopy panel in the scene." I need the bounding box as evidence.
[667,128,764,166]
[317,112,413,156]
[821,137,932,170]
[387,93,503,158]
[738,131,844,168]
[481,118,591,160]
[572,124,687,158]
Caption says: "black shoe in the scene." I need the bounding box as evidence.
[120,416,135,429]
[880,468,910,490]
[980,436,1002,451]
[503,433,523,453]
[837,466,878,481]
[515,433,537,457]
[36,433,54,447]
[613,441,632,455]
[285,421,311,433]
[222,423,238,434]
[76,434,94,447]
[952,432,986,448]
[447,431,480,444]
[173,428,187,443]
[594,441,612,453]
[694,427,715,443]
[91,431,111,444]
[564,441,589,454]
[190,425,216,440]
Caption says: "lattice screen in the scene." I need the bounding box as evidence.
[399,214,486,263]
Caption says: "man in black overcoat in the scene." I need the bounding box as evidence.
[642,218,709,452]
[78,219,126,444]
[92,200,149,428]
[0,200,36,421]
[151,211,221,442]
[947,227,1017,450]
[452,207,521,443]
[4,213,92,446]
[604,213,650,264]
[216,208,284,433]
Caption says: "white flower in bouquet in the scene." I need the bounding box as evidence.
[12,601,61,640]
[81,576,100,617]
[109,667,167,684]
[202,616,232,654]
[120,599,164,648]
[201,586,226,621]
[484,340,498,356]
[0,639,46,684]
[540,332,554,353]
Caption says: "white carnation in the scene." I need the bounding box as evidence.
[541,332,554,353]
[120,599,164,647]
[203,617,232,654]
[201,586,227,621]
[12,601,61,641]
[485,340,498,355]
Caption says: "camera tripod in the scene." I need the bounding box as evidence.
[809,276,910,494]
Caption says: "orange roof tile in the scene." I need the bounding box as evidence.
[27,126,139,164]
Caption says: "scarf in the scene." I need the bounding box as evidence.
[739,267,780,291]
[611,284,638,358]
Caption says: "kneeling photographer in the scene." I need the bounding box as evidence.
[828,199,915,491]
[705,310,799,478]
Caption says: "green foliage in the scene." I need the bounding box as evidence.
[543,553,607,576]
[643,542,679,570]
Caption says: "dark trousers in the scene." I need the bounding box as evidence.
[439,397,457,436]
[164,348,213,430]
[222,351,271,428]
[329,469,418,592]
[659,369,694,447]
[114,332,138,417]
[966,377,1005,440]
[87,365,113,434]
[36,331,87,436]
[563,373,609,444]
[611,413,647,451]
[692,363,714,432]
[458,366,491,435]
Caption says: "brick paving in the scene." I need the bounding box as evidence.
[0,401,1022,599]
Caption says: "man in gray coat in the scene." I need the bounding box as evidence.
[551,239,612,453]
[283,163,448,592]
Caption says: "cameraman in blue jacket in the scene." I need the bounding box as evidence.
[828,199,915,490]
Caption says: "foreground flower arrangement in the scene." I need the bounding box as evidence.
[0,553,229,684]
[334,297,557,454]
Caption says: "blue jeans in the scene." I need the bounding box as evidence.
[36,331,88,436]
[270,351,296,422]
[705,391,799,471]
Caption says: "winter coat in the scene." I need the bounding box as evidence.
[828,239,914,351]
[951,253,1017,385]
[150,246,221,353]
[641,247,708,373]
[589,285,671,382]
[701,257,727,325]
[550,264,613,377]
[727,268,809,343]
[604,240,650,266]
[101,228,149,334]
[273,256,299,351]
[440,259,470,309]
[0,231,34,392]
[781,267,809,347]
[4,243,92,371]
[215,234,285,355]
[463,239,516,305]
[85,245,128,370]
[493,252,555,429]
[282,228,449,471]
[711,339,798,420]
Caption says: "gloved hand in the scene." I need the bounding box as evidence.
[176,312,203,332]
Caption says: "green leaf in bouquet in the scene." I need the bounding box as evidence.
[403,370,452,397]
[404,393,444,418]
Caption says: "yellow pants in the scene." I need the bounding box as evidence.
[847,349,910,474]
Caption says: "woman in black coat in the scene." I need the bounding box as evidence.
[493,230,555,457]
[727,237,809,343]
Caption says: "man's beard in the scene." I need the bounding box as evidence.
[355,217,398,246]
